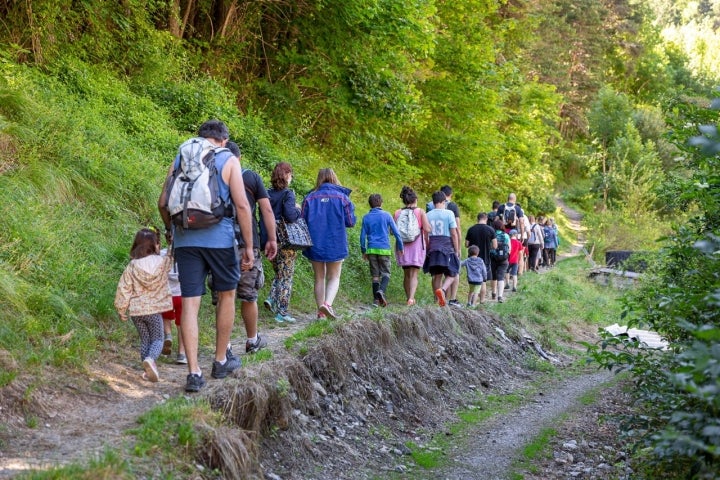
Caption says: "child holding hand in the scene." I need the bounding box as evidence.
[115,227,173,382]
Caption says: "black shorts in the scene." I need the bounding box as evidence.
[175,247,240,297]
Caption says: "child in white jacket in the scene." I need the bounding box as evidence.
[115,228,173,382]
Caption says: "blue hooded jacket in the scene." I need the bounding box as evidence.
[301,183,356,262]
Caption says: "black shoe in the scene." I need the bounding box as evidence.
[448,299,462,307]
[246,334,268,354]
[376,290,388,307]
[211,355,241,379]
[185,373,206,392]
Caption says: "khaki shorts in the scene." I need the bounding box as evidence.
[236,248,265,302]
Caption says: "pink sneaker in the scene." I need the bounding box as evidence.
[319,303,336,319]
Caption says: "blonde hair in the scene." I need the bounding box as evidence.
[315,168,340,189]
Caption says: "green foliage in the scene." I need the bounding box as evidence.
[587,97,720,478]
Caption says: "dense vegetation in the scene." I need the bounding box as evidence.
[0,0,718,477]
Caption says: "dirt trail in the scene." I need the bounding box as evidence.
[415,371,613,480]
[0,319,306,478]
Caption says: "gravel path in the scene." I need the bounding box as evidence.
[423,370,613,480]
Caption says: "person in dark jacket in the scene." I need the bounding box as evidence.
[301,168,356,319]
[262,162,302,323]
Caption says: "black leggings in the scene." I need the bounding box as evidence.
[528,244,542,269]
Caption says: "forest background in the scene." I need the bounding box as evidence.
[0,0,718,477]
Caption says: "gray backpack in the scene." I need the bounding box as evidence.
[164,137,231,229]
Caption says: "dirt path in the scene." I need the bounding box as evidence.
[412,370,613,480]
[0,317,307,478]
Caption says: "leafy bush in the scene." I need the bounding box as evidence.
[587,96,720,478]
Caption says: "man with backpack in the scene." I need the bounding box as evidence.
[158,119,255,393]
[496,193,525,238]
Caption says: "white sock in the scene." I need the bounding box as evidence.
[248,335,257,344]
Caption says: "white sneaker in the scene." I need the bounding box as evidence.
[143,357,159,382]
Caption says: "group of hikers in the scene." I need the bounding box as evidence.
[113,119,560,392]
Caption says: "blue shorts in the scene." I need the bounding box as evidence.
[175,247,240,297]
[508,263,519,276]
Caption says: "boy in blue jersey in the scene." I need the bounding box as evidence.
[360,194,404,307]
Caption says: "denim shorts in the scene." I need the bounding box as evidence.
[175,247,240,297]
[508,263,519,276]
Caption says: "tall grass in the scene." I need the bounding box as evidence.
[488,256,623,353]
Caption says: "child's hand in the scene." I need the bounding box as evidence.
[118,311,128,321]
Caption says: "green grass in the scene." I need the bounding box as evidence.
[487,256,622,354]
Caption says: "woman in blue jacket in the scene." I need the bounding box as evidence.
[301,168,356,319]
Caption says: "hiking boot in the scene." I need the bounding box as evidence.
[263,298,276,314]
[185,373,206,392]
[434,288,447,307]
[162,334,172,356]
[246,335,268,354]
[491,293,497,300]
[211,354,241,379]
[176,353,188,365]
[504,284,510,290]
[498,296,505,303]
[142,357,159,382]
[319,303,337,319]
[376,290,388,307]
[512,287,517,292]
[275,313,297,323]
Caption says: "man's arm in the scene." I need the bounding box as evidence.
[223,156,255,269]
[257,197,277,261]
[451,227,460,254]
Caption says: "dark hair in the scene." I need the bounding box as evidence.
[368,193,383,208]
[271,162,293,190]
[493,218,505,231]
[468,245,480,256]
[432,190,446,205]
[226,141,241,158]
[441,185,453,197]
[492,200,500,209]
[198,119,230,141]
[130,228,160,259]
[399,186,417,205]
[477,212,488,221]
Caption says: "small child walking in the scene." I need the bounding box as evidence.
[461,245,487,307]
[160,247,186,364]
[115,228,173,382]
[360,194,404,306]
[508,229,523,292]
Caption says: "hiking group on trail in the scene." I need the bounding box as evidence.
[114,119,560,392]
